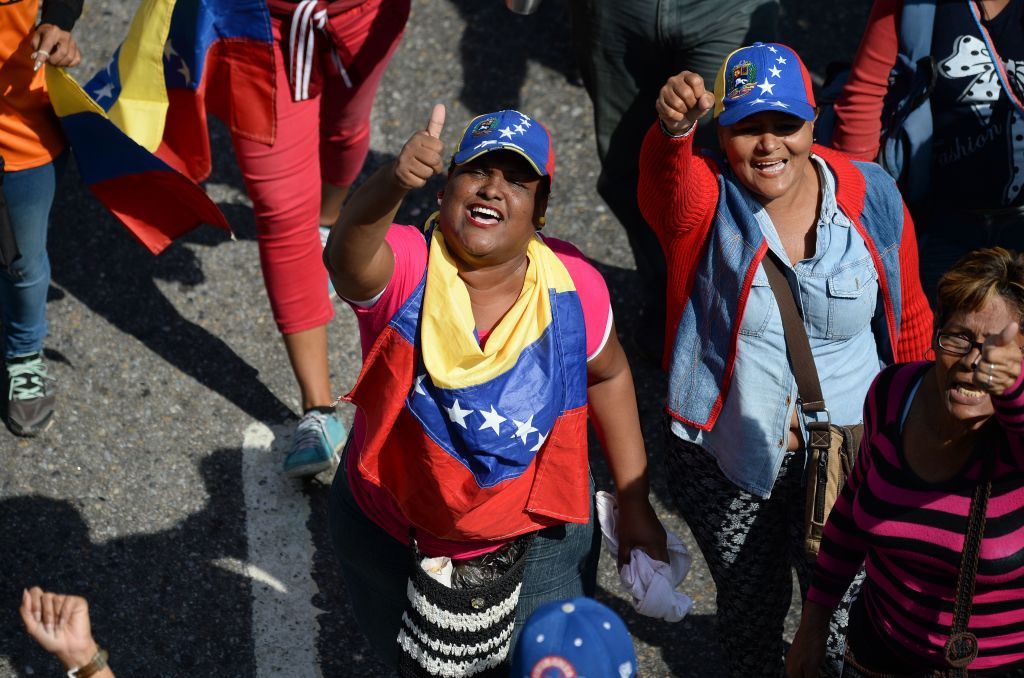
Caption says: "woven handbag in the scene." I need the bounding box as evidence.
[397,535,532,677]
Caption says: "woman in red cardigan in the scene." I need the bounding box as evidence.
[640,42,932,677]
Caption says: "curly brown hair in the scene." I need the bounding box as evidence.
[935,247,1024,330]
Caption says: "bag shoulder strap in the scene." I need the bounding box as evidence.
[761,250,831,450]
[944,447,995,672]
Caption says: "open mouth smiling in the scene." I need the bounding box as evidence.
[466,203,504,227]
[752,159,787,175]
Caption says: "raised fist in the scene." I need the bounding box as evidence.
[656,71,715,135]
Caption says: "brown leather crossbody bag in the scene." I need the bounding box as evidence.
[762,251,863,560]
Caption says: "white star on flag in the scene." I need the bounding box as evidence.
[767,45,778,53]
[757,79,776,95]
[769,65,782,78]
[518,118,531,127]
[530,431,548,452]
[479,405,507,435]
[413,374,428,396]
[95,62,116,93]
[162,38,190,84]
[499,126,515,139]
[776,56,787,64]
[749,98,767,105]
[446,399,472,429]
[770,100,790,108]
[94,82,115,101]
[512,415,538,444]
[513,124,526,134]
[474,140,499,150]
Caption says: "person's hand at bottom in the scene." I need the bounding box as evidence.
[20,587,101,671]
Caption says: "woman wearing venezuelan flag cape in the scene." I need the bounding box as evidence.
[323,103,668,672]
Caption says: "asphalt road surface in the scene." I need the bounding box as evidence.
[1,0,871,675]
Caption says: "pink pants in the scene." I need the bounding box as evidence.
[232,0,410,335]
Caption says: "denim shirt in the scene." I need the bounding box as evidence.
[671,155,883,498]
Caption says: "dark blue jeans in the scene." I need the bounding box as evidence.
[328,461,600,668]
[0,155,65,359]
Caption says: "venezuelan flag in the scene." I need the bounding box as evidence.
[79,0,176,150]
[46,0,231,254]
[157,0,275,182]
[348,233,591,543]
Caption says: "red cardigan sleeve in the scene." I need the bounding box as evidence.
[637,122,718,244]
[894,201,933,362]
[637,122,720,366]
[832,0,903,160]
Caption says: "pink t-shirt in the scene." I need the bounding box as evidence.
[344,224,612,558]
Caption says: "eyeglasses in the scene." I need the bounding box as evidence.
[935,331,1024,358]
[935,331,985,357]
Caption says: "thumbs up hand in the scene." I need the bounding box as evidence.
[656,71,715,135]
[393,103,447,190]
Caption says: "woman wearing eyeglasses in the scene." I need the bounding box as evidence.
[787,247,1024,676]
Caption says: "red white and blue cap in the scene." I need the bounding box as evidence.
[452,110,555,180]
[713,42,816,126]
[510,598,636,678]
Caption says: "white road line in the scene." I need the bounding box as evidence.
[241,421,321,678]
[229,72,381,678]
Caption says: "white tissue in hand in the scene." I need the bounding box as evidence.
[420,555,453,588]
[595,490,694,622]
[620,550,694,622]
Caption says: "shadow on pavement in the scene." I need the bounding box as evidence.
[0,450,254,676]
[597,589,722,676]
[48,159,293,424]
[305,475,393,678]
[448,0,580,114]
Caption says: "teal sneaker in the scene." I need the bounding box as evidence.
[320,225,338,299]
[283,409,346,478]
[5,353,55,437]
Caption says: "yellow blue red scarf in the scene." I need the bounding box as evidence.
[348,225,591,542]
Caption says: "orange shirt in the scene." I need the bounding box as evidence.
[0,0,65,171]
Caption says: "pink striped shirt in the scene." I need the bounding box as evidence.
[808,361,1024,672]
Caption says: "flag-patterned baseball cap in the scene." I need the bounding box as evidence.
[713,42,816,126]
[451,110,555,180]
[510,598,637,678]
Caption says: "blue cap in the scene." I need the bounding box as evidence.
[713,42,817,126]
[510,598,637,678]
[451,110,555,180]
